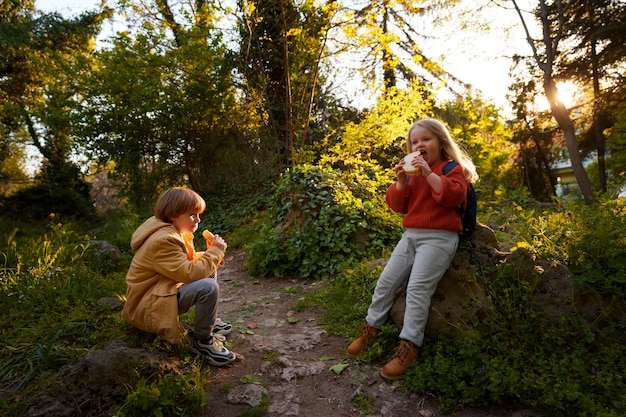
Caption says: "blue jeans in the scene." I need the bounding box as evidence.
[366,228,458,346]
[177,276,219,340]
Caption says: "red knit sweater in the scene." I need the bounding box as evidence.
[386,160,467,232]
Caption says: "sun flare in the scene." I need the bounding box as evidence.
[534,81,582,110]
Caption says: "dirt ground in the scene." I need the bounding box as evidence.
[200,249,538,417]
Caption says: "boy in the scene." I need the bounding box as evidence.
[122,187,236,366]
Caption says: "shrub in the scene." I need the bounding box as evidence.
[245,164,402,278]
[116,373,206,417]
[493,198,626,293]
[0,183,97,221]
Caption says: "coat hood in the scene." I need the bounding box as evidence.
[130,216,175,251]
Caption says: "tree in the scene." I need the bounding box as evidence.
[235,0,335,166]
[0,140,28,196]
[511,0,595,203]
[332,0,465,93]
[558,0,626,193]
[436,94,516,199]
[0,0,111,218]
[77,1,263,212]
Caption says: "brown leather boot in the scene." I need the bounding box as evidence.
[380,339,419,380]
[346,323,379,356]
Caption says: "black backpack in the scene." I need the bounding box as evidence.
[442,161,477,239]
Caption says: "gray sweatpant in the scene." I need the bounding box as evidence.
[177,275,219,340]
[365,228,458,347]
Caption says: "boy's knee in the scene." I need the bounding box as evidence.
[197,278,219,300]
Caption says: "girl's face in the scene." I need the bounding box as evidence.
[408,125,443,166]
[170,212,201,234]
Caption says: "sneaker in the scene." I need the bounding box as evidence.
[192,335,236,366]
[213,318,233,336]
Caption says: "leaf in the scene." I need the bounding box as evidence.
[329,363,350,375]
[240,374,261,384]
[287,317,299,324]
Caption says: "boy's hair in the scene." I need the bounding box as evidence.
[154,187,206,222]
[407,118,479,184]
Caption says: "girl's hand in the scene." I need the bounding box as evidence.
[394,160,409,188]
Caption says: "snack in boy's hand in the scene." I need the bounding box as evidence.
[182,230,224,264]
[202,229,214,245]
[202,229,225,265]
[401,151,422,176]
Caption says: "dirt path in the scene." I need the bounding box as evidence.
[202,249,536,417]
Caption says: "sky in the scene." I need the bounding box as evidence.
[34,0,533,115]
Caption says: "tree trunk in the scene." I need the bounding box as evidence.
[590,39,607,193]
[544,78,595,204]
[512,0,595,204]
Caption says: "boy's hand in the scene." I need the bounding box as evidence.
[211,235,227,251]
[203,229,227,251]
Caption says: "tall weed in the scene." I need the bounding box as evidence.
[0,219,127,399]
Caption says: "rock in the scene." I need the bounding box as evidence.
[250,326,326,355]
[226,383,267,407]
[391,223,498,339]
[24,340,184,417]
[97,297,123,310]
[88,240,122,265]
[390,222,625,341]
[261,356,327,382]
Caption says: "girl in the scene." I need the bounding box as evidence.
[347,118,478,380]
[122,187,236,366]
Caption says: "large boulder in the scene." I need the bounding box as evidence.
[24,340,185,417]
[389,223,625,342]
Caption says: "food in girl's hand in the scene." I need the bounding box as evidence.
[402,151,422,176]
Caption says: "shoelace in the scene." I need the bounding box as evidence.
[393,341,414,362]
[213,333,227,343]
[212,336,225,349]
[359,325,374,342]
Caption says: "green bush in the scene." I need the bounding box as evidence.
[488,198,626,293]
[403,259,626,415]
[245,164,402,278]
[116,373,206,417]
[0,183,97,221]
[199,183,273,249]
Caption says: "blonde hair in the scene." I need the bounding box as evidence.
[154,187,206,222]
[407,118,479,184]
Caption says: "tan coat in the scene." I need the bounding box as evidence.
[121,216,225,344]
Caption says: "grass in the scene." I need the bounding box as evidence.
[0,217,207,417]
[1,196,625,416]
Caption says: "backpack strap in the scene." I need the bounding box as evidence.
[442,160,466,212]
[442,160,458,176]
